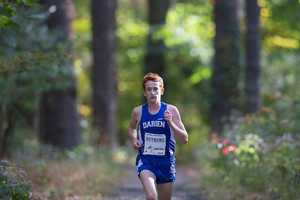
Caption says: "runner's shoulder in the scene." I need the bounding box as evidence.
[166,103,179,113]
[132,105,142,119]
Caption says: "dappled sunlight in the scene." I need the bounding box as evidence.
[79,104,91,117]
[266,36,299,49]
[72,18,90,33]
[112,149,130,164]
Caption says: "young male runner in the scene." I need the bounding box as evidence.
[128,72,188,200]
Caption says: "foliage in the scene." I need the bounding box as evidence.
[199,35,300,197]
[200,120,300,200]
[0,160,31,200]
[0,0,37,28]
[72,0,214,148]
[260,53,300,135]
[176,105,211,163]
[0,8,75,100]
[261,0,300,51]
[15,144,125,199]
[115,1,213,145]
[116,3,148,143]
[164,2,213,114]
[0,6,77,155]
[1,1,300,198]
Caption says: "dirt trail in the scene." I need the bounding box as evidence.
[103,165,205,200]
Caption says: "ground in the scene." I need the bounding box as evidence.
[104,164,205,200]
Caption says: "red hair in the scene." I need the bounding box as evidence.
[143,72,164,90]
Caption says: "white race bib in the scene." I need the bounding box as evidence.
[143,132,166,156]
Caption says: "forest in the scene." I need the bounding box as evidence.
[0,0,300,199]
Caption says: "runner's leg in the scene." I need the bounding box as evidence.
[157,182,172,200]
[139,170,158,200]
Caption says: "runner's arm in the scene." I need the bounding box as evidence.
[164,105,188,144]
[128,107,141,150]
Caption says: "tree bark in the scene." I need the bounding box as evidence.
[145,0,170,77]
[39,0,81,149]
[211,0,241,134]
[0,107,15,158]
[91,0,118,148]
[245,0,261,113]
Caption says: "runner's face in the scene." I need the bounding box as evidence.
[144,81,163,104]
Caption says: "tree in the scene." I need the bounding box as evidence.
[144,0,170,76]
[0,1,35,28]
[90,0,118,148]
[39,0,81,149]
[245,0,261,113]
[211,0,241,135]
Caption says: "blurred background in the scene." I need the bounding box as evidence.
[0,0,299,199]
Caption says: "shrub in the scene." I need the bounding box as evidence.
[203,132,300,200]
[0,160,31,200]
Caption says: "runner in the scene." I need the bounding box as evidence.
[128,72,188,200]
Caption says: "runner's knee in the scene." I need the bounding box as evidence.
[146,192,157,200]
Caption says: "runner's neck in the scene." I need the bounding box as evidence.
[148,102,161,115]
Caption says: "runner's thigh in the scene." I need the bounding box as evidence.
[139,170,158,199]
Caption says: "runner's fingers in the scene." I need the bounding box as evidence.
[134,141,141,149]
[164,110,172,120]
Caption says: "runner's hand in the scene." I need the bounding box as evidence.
[131,138,141,150]
[164,110,173,122]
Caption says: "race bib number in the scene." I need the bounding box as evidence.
[143,133,166,156]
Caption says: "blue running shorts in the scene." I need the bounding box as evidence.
[136,155,176,184]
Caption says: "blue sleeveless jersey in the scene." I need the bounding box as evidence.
[137,102,176,160]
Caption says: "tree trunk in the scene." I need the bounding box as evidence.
[245,0,261,113]
[0,107,15,158]
[145,0,170,77]
[91,0,118,148]
[211,0,241,135]
[39,0,81,149]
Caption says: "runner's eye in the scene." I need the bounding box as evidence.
[146,87,159,92]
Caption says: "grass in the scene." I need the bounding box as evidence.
[27,160,119,199]
[6,144,135,200]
